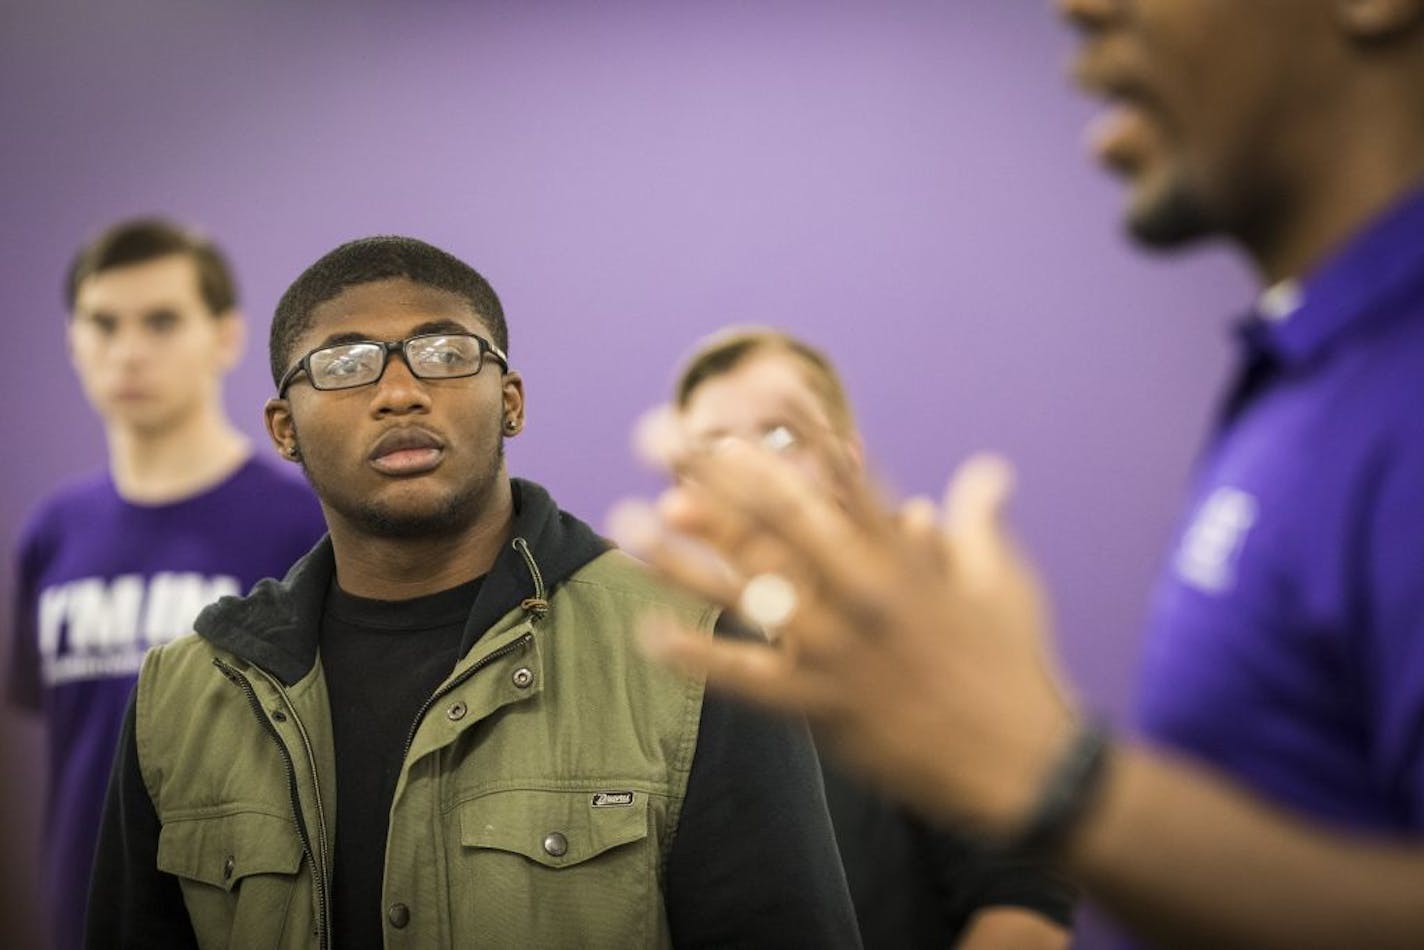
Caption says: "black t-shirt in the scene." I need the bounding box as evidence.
[320,575,482,950]
[317,581,864,950]
[821,758,1076,948]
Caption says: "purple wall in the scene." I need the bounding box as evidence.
[0,0,1255,944]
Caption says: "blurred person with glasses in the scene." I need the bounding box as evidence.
[672,327,1076,950]
[86,236,858,949]
[6,217,325,950]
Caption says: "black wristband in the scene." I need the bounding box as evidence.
[1010,722,1112,855]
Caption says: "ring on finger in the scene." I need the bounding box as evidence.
[739,571,800,630]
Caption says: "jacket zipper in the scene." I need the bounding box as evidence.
[252,666,332,925]
[398,536,548,762]
[398,632,535,763]
[213,657,332,950]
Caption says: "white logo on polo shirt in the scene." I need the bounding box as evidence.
[1174,487,1258,594]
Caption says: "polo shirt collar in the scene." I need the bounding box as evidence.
[1237,183,1424,367]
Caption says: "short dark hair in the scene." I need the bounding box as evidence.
[270,235,508,388]
[66,216,238,316]
[675,327,858,436]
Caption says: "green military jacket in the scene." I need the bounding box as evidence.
[124,481,716,948]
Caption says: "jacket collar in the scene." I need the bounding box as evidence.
[194,478,610,685]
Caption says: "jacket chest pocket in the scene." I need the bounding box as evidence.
[451,788,665,948]
[156,811,307,949]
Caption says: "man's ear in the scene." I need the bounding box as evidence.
[215,309,246,373]
[502,371,526,432]
[1337,0,1424,41]
[264,397,300,463]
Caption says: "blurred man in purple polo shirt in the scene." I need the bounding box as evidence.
[6,218,325,949]
[620,1,1424,946]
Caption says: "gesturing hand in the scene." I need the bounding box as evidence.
[611,411,1080,835]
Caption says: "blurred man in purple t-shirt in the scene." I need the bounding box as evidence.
[6,218,325,949]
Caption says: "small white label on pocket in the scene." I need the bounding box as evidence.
[591,791,635,808]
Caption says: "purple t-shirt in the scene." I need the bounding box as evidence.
[6,453,326,950]
[1137,187,1424,833]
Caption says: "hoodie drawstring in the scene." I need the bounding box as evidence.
[511,537,549,619]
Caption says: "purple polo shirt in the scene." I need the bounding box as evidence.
[6,454,326,950]
[1137,185,1424,833]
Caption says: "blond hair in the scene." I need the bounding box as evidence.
[673,327,857,436]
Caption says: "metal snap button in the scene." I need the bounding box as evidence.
[222,855,235,881]
[446,700,467,721]
[542,831,568,857]
[388,902,410,929]
[271,708,287,722]
[512,667,534,689]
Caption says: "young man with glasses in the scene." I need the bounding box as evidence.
[86,236,857,948]
[6,217,325,950]
[672,327,1075,950]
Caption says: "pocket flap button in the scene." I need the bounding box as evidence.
[542,831,568,857]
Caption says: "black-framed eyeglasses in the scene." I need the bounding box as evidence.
[277,332,509,397]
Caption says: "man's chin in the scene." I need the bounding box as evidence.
[102,402,182,434]
[350,498,473,539]
[1125,176,1216,249]
[305,440,506,542]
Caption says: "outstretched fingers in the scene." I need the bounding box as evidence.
[637,614,843,715]
[674,440,883,597]
[768,398,898,538]
[942,453,1018,587]
[608,498,744,607]
[898,495,952,573]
